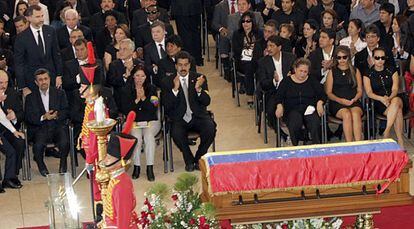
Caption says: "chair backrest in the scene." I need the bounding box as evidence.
[397,59,408,93]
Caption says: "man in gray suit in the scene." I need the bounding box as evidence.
[212,0,263,82]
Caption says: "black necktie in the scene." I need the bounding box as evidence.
[159,43,166,58]
[37,30,45,56]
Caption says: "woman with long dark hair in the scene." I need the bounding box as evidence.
[103,24,131,71]
[123,65,159,181]
[320,9,347,45]
[364,47,406,147]
[14,1,29,18]
[232,11,262,106]
[339,19,366,58]
[325,46,363,142]
[295,19,319,58]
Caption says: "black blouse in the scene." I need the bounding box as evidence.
[366,67,396,97]
[275,76,327,115]
[125,83,159,122]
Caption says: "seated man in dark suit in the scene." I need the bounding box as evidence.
[309,28,336,84]
[60,29,84,63]
[131,0,170,34]
[158,35,197,88]
[107,38,144,110]
[14,5,63,96]
[133,4,174,50]
[57,9,92,50]
[89,0,127,36]
[56,0,90,26]
[354,24,395,77]
[63,38,104,105]
[25,68,70,176]
[161,51,216,171]
[256,35,296,130]
[0,70,25,192]
[252,19,278,72]
[144,21,167,85]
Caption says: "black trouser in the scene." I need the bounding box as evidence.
[175,14,202,63]
[237,60,255,96]
[171,116,216,166]
[73,123,86,160]
[33,125,69,170]
[285,110,321,146]
[0,131,24,179]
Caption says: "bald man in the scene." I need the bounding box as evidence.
[57,9,92,50]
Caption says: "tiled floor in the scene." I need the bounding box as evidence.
[1,45,414,229]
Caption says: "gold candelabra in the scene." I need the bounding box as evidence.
[86,118,116,228]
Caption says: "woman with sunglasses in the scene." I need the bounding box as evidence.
[363,47,406,147]
[232,11,262,106]
[275,58,326,146]
[122,65,159,181]
[325,46,363,142]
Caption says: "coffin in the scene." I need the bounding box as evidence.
[200,139,413,223]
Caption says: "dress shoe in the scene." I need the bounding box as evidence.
[146,165,155,182]
[194,163,200,171]
[185,164,195,172]
[59,158,68,173]
[40,169,49,177]
[0,184,4,193]
[12,178,22,187]
[132,166,140,179]
[2,179,22,189]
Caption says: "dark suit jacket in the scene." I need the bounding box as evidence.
[0,87,24,133]
[211,0,230,33]
[63,58,105,93]
[14,25,63,89]
[57,25,93,50]
[25,87,69,134]
[157,55,197,88]
[131,8,170,35]
[89,10,127,35]
[354,47,396,77]
[170,0,202,16]
[106,58,144,108]
[144,41,167,76]
[60,46,76,63]
[134,22,174,48]
[252,38,267,71]
[256,52,296,93]
[95,28,113,59]
[70,87,118,125]
[309,47,336,83]
[161,71,210,122]
[86,0,101,15]
[56,0,91,25]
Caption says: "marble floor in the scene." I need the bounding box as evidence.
[1,45,414,229]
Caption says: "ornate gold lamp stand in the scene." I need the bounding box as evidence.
[86,118,117,228]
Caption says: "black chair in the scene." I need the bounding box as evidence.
[231,57,247,107]
[257,91,269,144]
[165,110,216,172]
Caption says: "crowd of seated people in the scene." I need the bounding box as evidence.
[0,0,414,193]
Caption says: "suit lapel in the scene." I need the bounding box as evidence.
[42,27,50,56]
[49,88,56,112]
[36,90,47,114]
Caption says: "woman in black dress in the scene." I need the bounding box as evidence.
[232,11,262,106]
[363,47,405,147]
[275,58,326,146]
[103,24,131,71]
[325,46,363,142]
[294,19,318,58]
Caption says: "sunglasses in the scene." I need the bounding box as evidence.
[336,55,348,60]
[374,56,386,60]
[241,19,252,23]
[146,10,158,14]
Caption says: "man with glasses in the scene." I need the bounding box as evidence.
[133,4,174,50]
[131,0,170,34]
[354,24,395,77]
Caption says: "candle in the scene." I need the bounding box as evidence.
[94,96,105,124]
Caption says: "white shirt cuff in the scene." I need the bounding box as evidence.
[273,79,278,88]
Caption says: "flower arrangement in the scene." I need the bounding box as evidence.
[138,173,219,229]
[235,218,343,229]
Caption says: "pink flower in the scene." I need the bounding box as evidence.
[282,224,288,229]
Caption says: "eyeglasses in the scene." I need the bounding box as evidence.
[146,10,158,14]
[336,55,348,60]
[374,56,386,60]
[241,19,252,23]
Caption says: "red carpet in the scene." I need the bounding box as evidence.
[342,204,414,228]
